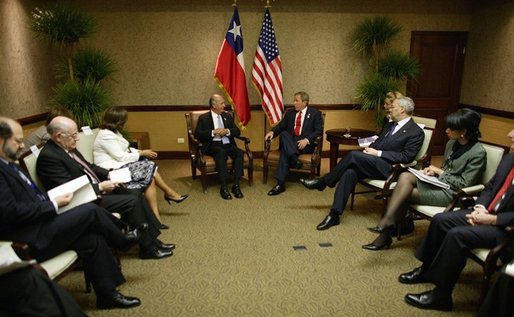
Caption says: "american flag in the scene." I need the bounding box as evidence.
[214,7,251,128]
[252,8,283,125]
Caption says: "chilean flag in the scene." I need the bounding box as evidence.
[214,7,251,128]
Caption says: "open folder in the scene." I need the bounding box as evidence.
[47,175,98,214]
[408,167,450,190]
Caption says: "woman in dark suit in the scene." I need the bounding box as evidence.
[363,108,487,250]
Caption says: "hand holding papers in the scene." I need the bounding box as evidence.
[358,135,379,147]
[408,167,450,190]
[47,175,98,214]
[108,167,132,183]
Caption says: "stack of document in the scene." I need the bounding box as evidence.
[408,167,450,189]
[47,175,98,214]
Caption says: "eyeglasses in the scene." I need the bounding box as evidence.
[61,132,79,140]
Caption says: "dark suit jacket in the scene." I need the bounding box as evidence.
[0,161,56,249]
[476,153,514,227]
[36,139,109,192]
[370,118,424,164]
[271,107,324,145]
[194,111,241,153]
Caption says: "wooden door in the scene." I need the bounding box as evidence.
[407,31,467,155]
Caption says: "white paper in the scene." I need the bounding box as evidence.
[408,167,450,190]
[109,168,132,183]
[0,243,35,276]
[29,145,40,156]
[47,175,98,214]
[81,126,93,135]
[358,135,379,147]
[505,261,514,277]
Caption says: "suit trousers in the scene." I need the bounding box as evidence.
[0,267,86,316]
[99,187,160,249]
[204,141,244,187]
[415,210,507,294]
[275,133,313,183]
[30,203,126,296]
[323,151,392,214]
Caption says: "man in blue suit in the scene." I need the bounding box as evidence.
[301,96,424,230]
[265,91,324,196]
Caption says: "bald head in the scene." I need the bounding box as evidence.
[0,116,24,161]
[47,116,79,150]
[209,94,226,114]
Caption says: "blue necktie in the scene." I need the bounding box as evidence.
[217,115,230,145]
[9,163,47,201]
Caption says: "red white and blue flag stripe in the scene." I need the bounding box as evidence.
[214,7,251,128]
[252,8,283,125]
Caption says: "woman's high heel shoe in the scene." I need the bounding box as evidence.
[362,231,393,251]
[164,194,189,205]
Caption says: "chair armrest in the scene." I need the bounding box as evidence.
[310,135,323,164]
[460,184,485,195]
[235,136,250,144]
[235,136,253,161]
[484,225,514,275]
[382,164,408,192]
[264,139,272,159]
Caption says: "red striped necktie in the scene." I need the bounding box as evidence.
[294,111,302,136]
[487,166,514,214]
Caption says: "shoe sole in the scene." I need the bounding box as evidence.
[404,296,452,311]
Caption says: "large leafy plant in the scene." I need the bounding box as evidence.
[30,4,116,128]
[351,16,420,126]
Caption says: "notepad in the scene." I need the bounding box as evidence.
[47,175,98,214]
[358,135,379,147]
[109,167,132,183]
[408,167,450,190]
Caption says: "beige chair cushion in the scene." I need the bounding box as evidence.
[76,128,100,164]
[361,179,397,191]
[471,248,491,262]
[40,250,78,280]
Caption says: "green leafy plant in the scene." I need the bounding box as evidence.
[350,16,420,126]
[30,4,116,129]
[30,4,96,81]
[52,79,110,128]
[55,46,117,83]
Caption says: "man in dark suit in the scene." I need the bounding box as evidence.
[195,94,245,200]
[399,129,514,311]
[264,91,324,196]
[36,116,173,260]
[0,117,141,309]
[301,96,424,230]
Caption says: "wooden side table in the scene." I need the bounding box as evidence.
[325,128,376,171]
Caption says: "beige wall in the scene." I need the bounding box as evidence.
[461,0,514,112]
[3,0,513,151]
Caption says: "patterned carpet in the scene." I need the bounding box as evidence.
[60,159,483,316]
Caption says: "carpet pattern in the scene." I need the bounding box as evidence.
[60,159,483,316]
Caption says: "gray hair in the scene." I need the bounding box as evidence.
[396,96,415,115]
[46,118,70,137]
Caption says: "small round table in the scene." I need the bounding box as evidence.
[325,128,376,171]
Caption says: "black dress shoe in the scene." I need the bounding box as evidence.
[316,215,340,230]
[159,223,169,230]
[156,239,176,251]
[300,178,326,191]
[121,223,148,250]
[268,184,285,196]
[362,232,393,251]
[220,188,232,200]
[139,248,173,260]
[164,194,189,204]
[405,289,452,311]
[231,184,244,198]
[97,291,141,309]
[399,266,427,284]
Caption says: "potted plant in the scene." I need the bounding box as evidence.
[30,4,116,128]
[351,16,420,126]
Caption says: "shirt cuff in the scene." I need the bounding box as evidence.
[377,150,383,157]
[50,199,59,211]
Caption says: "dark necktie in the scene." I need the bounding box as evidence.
[69,151,101,184]
[373,123,397,149]
[9,163,46,201]
[487,166,514,214]
[294,111,302,136]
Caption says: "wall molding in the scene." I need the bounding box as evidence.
[459,104,514,119]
